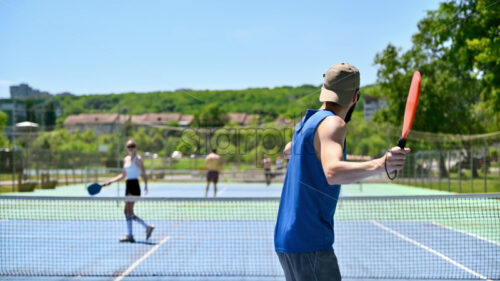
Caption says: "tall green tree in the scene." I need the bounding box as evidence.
[374,0,499,134]
[44,102,57,128]
[374,0,499,178]
[25,99,36,123]
[0,110,9,147]
[196,103,229,127]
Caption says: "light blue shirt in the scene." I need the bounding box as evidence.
[124,155,141,180]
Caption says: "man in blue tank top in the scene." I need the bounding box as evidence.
[274,63,410,281]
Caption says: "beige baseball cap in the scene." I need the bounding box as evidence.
[319,63,360,106]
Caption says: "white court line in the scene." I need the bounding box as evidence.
[216,186,229,196]
[114,236,171,281]
[371,220,493,281]
[432,222,500,247]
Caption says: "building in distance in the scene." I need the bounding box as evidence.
[10,84,51,100]
[364,95,387,120]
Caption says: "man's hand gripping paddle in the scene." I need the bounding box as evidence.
[386,71,421,180]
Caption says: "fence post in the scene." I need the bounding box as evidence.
[470,145,473,193]
[428,152,433,190]
[438,151,441,191]
[36,151,40,188]
[458,152,462,193]
[414,153,417,187]
[421,153,425,188]
[447,151,451,192]
[483,145,487,193]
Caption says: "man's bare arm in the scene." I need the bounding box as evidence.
[283,142,292,159]
[317,116,409,185]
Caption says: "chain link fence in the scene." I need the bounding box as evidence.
[1,124,498,193]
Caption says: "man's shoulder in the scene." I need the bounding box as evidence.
[314,115,346,147]
[317,116,346,135]
[206,153,220,159]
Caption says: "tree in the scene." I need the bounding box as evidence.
[44,102,57,129]
[0,110,9,147]
[375,0,499,134]
[25,99,36,123]
[197,103,229,127]
[374,0,499,178]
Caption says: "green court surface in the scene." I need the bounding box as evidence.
[340,183,453,197]
[3,181,455,197]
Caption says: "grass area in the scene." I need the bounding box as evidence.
[0,185,14,193]
[143,158,257,171]
[398,172,500,193]
[402,180,499,193]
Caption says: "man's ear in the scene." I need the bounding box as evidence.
[352,90,360,103]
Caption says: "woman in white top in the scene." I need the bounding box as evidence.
[104,139,154,243]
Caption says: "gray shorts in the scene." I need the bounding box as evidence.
[277,250,341,281]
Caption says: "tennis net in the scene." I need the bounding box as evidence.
[0,194,499,279]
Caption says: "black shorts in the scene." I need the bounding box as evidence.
[126,179,141,196]
[206,170,219,183]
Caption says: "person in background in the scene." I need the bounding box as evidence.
[275,156,284,175]
[262,154,272,186]
[104,139,155,243]
[205,148,221,197]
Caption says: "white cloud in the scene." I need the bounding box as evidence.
[0,80,12,86]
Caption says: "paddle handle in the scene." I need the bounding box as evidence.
[397,137,406,149]
[387,138,407,180]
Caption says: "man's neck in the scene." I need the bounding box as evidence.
[319,103,347,120]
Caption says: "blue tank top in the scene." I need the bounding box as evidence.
[274,109,346,253]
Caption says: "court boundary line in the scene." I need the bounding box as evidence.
[371,220,493,281]
[432,222,500,247]
[114,235,171,281]
[216,186,229,196]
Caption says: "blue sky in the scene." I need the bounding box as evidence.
[0,0,440,98]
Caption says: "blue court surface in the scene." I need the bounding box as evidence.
[1,218,498,281]
[1,184,499,281]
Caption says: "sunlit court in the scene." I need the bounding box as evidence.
[1,181,499,280]
[1,0,499,280]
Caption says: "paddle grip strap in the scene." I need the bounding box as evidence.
[385,155,397,181]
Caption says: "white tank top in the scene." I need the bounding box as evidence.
[124,155,141,180]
